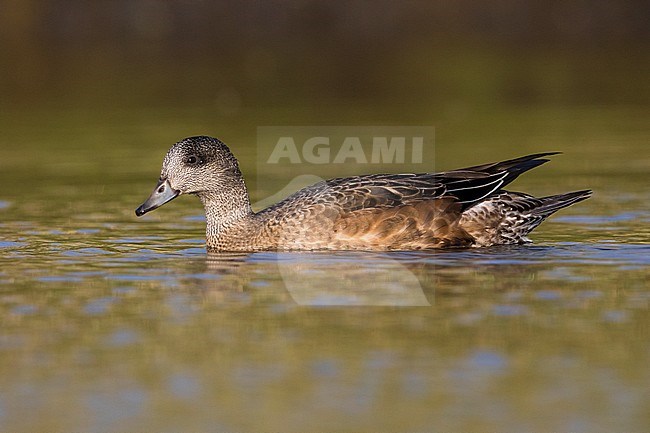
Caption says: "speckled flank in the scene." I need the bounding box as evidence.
[136,136,592,252]
[459,190,593,246]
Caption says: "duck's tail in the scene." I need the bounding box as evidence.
[459,189,592,246]
[530,190,593,217]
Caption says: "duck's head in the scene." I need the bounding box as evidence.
[135,136,243,216]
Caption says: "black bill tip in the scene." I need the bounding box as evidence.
[135,178,180,217]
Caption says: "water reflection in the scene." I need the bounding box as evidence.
[175,242,650,311]
[207,251,431,306]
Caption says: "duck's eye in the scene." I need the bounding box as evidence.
[186,155,200,165]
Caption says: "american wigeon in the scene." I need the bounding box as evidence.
[136,136,591,252]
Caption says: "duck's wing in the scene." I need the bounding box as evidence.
[279,152,558,213]
[428,152,559,206]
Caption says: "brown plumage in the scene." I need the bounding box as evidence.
[135,136,591,252]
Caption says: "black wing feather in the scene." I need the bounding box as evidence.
[272,153,559,214]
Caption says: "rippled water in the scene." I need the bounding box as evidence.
[1,105,649,432]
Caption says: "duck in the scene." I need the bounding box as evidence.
[135,136,591,252]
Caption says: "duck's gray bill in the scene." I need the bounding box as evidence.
[135,179,180,216]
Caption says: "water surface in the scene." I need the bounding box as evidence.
[0,105,648,432]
